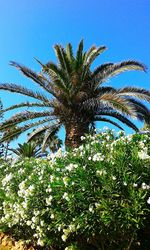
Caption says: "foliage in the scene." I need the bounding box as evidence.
[0,41,150,147]
[0,130,150,249]
[8,142,45,158]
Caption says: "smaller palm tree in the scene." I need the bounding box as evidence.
[8,142,44,158]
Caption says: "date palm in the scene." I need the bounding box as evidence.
[0,40,150,148]
[8,142,43,158]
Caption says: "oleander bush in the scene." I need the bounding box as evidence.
[0,129,150,250]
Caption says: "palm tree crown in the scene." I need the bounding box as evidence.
[8,142,43,158]
[0,40,150,148]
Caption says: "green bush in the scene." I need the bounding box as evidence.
[0,130,150,249]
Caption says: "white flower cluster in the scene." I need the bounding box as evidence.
[141,183,150,190]
[66,163,78,171]
[0,129,149,248]
[2,173,13,186]
[138,148,150,160]
[61,223,76,242]
[96,169,107,176]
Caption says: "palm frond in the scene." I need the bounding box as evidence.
[43,62,70,93]
[93,116,124,130]
[54,44,72,90]
[41,123,61,152]
[27,122,60,143]
[66,43,75,63]
[98,93,137,117]
[117,87,150,102]
[10,61,55,96]
[1,101,55,114]
[87,46,107,64]
[0,83,50,102]
[0,118,56,143]
[95,86,116,95]
[95,111,139,131]
[75,39,84,69]
[125,98,150,122]
[0,111,55,130]
[27,124,52,142]
[92,60,147,84]
[82,46,107,81]
[8,142,42,158]
[54,45,72,74]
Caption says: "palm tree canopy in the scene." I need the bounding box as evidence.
[0,40,150,148]
[8,142,44,158]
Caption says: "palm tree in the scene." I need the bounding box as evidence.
[0,40,150,148]
[8,142,44,158]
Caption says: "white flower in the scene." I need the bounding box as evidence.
[95,202,100,208]
[22,201,28,209]
[123,182,127,186]
[133,183,138,187]
[68,223,75,232]
[139,141,145,148]
[46,195,53,205]
[63,177,69,186]
[63,192,69,201]
[141,183,150,190]
[50,214,55,219]
[96,170,106,176]
[40,220,44,226]
[19,181,26,190]
[28,185,34,192]
[2,173,13,186]
[138,148,150,160]
[66,163,77,171]
[112,176,116,180]
[31,216,36,223]
[106,136,110,141]
[89,205,94,213]
[26,220,32,226]
[61,234,67,242]
[50,175,54,182]
[93,153,102,162]
[147,197,150,204]
[37,239,44,246]
[46,187,52,193]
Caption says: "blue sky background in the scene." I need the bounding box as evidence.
[0,0,150,147]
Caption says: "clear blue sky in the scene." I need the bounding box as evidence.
[0,0,150,146]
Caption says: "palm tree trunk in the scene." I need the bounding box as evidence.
[65,122,89,148]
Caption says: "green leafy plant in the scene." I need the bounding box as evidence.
[0,130,150,249]
[0,41,150,148]
[8,142,44,158]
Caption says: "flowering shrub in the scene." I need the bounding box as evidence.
[0,130,150,249]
